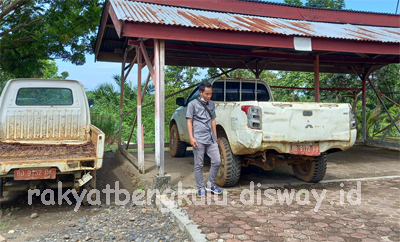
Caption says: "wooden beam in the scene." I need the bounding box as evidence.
[122,83,198,117]
[270,86,362,91]
[124,54,138,81]
[140,40,155,80]
[251,49,293,55]
[137,47,145,173]
[356,53,370,58]
[314,55,320,102]
[108,6,122,38]
[362,75,367,143]
[154,39,160,168]
[242,60,257,76]
[129,40,399,64]
[118,145,138,168]
[95,0,110,60]
[126,71,152,150]
[209,54,229,77]
[119,48,128,146]
[124,23,400,55]
[159,39,165,176]
[367,78,400,133]
[103,39,124,44]
[126,143,170,149]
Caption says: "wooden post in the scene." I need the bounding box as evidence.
[119,49,128,146]
[159,40,165,176]
[154,39,161,168]
[362,75,367,144]
[314,55,320,102]
[137,47,144,173]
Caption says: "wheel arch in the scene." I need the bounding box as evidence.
[216,124,228,140]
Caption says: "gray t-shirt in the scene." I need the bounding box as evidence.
[186,98,217,144]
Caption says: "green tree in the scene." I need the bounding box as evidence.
[0,0,102,77]
[0,60,69,94]
[284,0,345,9]
[305,0,345,9]
[284,0,303,6]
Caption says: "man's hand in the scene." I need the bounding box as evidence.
[190,138,198,149]
[187,118,198,148]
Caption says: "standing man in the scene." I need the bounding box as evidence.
[186,81,222,197]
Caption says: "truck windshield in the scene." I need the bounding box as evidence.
[16,88,73,105]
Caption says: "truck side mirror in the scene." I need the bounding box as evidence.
[176,97,185,106]
[88,99,94,108]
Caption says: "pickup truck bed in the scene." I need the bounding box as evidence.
[0,142,96,161]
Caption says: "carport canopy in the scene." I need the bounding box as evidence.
[94,0,400,175]
[95,0,399,74]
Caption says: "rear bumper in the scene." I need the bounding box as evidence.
[0,158,102,176]
[230,129,356,155]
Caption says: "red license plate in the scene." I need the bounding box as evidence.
[290,144,320,156]
[14,168,56,180]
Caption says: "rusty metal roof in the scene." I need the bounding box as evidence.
[111,0,400,43]
[238,0,399,16]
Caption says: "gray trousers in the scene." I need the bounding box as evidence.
[193,142,221,190]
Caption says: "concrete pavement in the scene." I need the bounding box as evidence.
[117,145,400,241]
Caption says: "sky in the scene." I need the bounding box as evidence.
[54,0,398,91]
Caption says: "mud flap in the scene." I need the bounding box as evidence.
[82,170,96,205]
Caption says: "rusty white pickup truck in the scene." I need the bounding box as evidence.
[0,79,104,198]
[170,78,356,187]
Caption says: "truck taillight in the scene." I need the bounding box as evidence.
[350,112,356,130]
[241,105,262,129]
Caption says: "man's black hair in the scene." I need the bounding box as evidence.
[199,81,212,92]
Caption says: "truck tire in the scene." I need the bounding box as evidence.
[169,124,187,157]
[292,154,327,183]
[216,137,241,187]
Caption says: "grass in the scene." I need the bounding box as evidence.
[0,220,10,230]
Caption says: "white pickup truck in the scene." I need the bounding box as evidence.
[0,79,104,198]
[170,78,356,187]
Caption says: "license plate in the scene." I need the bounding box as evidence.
[14,168,56,180]
[290,144,320,156]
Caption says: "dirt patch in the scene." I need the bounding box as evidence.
[0,151,143,239]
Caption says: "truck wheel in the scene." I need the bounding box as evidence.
[216,137,241,187]
[292,154,327,183]
[169,124,187,157]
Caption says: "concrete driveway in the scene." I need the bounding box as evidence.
[125,145,400,190]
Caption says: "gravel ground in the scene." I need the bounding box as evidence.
[1,201,188,242]
[0,152,188,242]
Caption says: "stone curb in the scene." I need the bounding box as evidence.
[155,195,207,242]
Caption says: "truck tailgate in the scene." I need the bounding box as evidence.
[261,102,351,143]
[0,142,96,175]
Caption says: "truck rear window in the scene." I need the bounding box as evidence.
[212,81,270,101]
[16,88,73,105]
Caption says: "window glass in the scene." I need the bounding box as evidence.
[225,82,240,101]
[16,88,73,105]
[241,82,255,101]
[211,82,224,101]
[256,83,270,101]
[241,82,270,101]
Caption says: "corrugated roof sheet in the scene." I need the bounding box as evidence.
[238,0,399,15]
[111,0,400,43]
